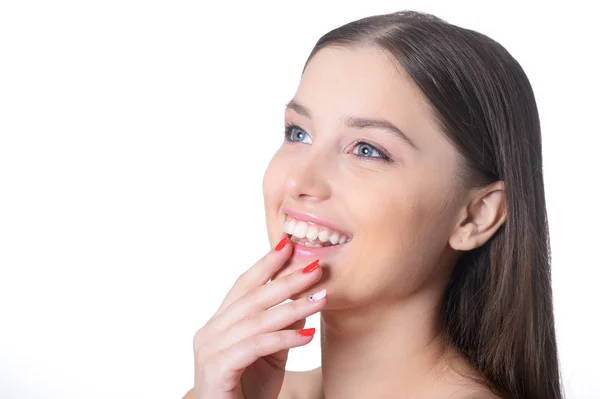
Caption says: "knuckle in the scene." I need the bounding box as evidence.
[193,328,205,350]
[259,330,285,349]
[290,298,304,313]
[273,330,288,346]
[193,321,216,348]
[194,326,220,362]
[245,285,267,311]
[249,333,264,350]
[214,299,229,315]
[195,340,213,363]
[201,353,225,380]
[281,272,298,295]
[250,332,279,351]
[234,271,247,287]
[242,309,261,327]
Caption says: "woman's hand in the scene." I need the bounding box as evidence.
[191,235,327,399]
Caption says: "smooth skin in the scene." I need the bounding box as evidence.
[261,46,505,398]
[187,236,326,399]
[187,45,506,398]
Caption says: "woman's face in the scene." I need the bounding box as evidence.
[263,46,466,308]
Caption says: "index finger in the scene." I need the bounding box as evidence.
[215,234,293,316]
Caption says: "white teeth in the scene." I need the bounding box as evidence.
[329,233,339,245]
[306,226,318,241]
[292,221,308,238]
[318,229,330,242]
[283,215,352,246]
[284,219,296,235]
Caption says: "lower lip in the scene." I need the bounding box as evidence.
[290,238,350,259]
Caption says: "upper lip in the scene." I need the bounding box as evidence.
[282,207,353,237]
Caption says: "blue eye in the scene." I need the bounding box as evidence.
[283,123,392,163]
[351,141,391,162]
[284,124,312,144]
[354,142,383,158]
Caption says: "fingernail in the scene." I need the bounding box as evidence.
[308,289,326,302]
[298,328,316,337]
[302,259,320,274]
[275,235,289,251]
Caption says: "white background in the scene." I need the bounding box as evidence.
[1,1,598,398]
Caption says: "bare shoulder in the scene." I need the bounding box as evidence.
[279,367,322,399]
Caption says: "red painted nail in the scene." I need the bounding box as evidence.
[298,328,316,337]
[302,260,319,274]
[275,235,289,251]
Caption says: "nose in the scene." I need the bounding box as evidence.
[285,151,331,202]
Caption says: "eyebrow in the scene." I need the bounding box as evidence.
[285,99,418,151]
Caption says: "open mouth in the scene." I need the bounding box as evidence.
[283,214,353,248]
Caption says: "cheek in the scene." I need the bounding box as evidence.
[345,174,430,246]
[351,167,457,244]
[353,192,431,266]
[340,180,456,298]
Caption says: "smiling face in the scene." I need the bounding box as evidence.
[262,46,468,308]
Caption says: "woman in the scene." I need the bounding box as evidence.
[187,10,562,399]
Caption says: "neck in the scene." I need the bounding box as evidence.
[318,287,457,398]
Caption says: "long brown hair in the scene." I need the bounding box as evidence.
[302,10,562,398]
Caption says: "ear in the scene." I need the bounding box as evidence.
[449,180,507,251]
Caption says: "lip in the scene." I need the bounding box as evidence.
[290,239,349,259]
[282,207,353,238]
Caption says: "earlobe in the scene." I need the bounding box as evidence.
[449,181,507,251]
[448,225,474,251]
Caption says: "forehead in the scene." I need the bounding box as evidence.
[294,46,431,123]
[291,46,461,172]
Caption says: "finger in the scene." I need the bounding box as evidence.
[215,289,326,353]
[206,329,316,386]
[215,234,293,316]
[249,292,325,335]
[270,318,307,363]
[212,259,322,332]
[286,318,306,331]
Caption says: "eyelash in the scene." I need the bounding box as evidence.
[283,123,393,163]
